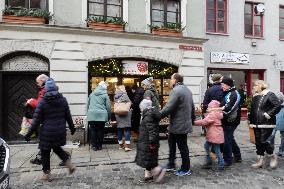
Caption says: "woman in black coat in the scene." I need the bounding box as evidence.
[249,80,281,169]
[135,99,165,183]
[25,78,76,181]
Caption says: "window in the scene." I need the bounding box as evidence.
[206,0,227,33]
[151,0,181,27]
[5,0,48,10]
[280,6,284,39]
[88,0,123,19]
[244,2,264,37]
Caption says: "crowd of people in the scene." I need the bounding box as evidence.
[23,72,284,183]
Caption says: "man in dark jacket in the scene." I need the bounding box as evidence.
[221,77,242,166]
[160,73,195,176]
[25,78,76,181]
[203,74,223,112]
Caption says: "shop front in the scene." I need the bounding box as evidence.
[88,58,178,140]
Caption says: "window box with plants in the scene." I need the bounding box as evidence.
[86,16,126,32]
[150,23,185,37]
[2,6,52,24]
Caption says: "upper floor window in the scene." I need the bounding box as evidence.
[280,6,284,39]
[5,0,48,10]
[151,0,181,27]
[88,0,122,19]
[206,0,227,33]
[244,2,264,37]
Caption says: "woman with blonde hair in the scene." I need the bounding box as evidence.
[114,85,133,151]
[249,80,281,169]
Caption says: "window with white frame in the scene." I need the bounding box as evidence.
[5,0,48,10]
[88,0,123,20]
[151,0,181,27]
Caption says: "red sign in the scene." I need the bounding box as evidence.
[179,45,202,52]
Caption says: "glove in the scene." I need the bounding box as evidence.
[149,143,156,153]
[70,128,76,135]
[264,112,271,119]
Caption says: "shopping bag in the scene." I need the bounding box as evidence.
[19,117,36,138]
[114,101,131,115]
[249,126,255,144]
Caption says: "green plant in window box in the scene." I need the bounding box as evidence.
[86,15,127,25]
[244,96,253,112]
[3,6,52,20]
[149,23,186,32]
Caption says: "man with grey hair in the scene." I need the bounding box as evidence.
[160,73,195,176]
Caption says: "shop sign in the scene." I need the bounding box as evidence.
[210,52,250,64]
[179,45,202,51]
[122,60,148,75]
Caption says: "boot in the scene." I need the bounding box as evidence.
[269,154,278,169]
[65,160,76,175]
[124,144,132,151]
[119,144,125,150]
[251,155,264,168]
[40,170,52,182]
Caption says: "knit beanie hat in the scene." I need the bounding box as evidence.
[211,74,222,82]
[99,81,109,89]
[221,77,234,87]
[208,100,221,108]
[141,77,154,87]
[139,99,152,111]
[45,78,58,92]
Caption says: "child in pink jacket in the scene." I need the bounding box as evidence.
[194,100,224,171]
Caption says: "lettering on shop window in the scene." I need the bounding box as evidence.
[179,45,202,52]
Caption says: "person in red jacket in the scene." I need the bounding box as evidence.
[28,74,49,165]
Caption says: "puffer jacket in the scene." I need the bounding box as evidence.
[87,85,111,122]
[135,108,161,168]
[144,85,160,110]
[114,91,132,128]
[249,90,281,128]
[276,104,284,131]
[26,92,75,150]
[194,110,224,144]
[202,83,224,112]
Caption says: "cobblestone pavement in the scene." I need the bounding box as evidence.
[9,122,284,189]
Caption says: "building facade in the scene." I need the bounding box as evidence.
[0,0,206,141]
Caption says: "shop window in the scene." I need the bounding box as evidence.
[244,2,264,38]
[206,0,227,33]
[280,6,284,39]
[151,0,181,27]
[5,0,48,10]
[88,0,122,20]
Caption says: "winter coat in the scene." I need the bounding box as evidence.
[26,92,75,150]
[114,91,132,128]
[131,87,145,130]
[194,111,224,144]
[87,86,111,122]
[135,108,161,168]
[202,83,223,112]
[276,104,284,131]
[222,87,241,127]
[28,87,46,109]
[249,90,281,128]
[144,85,160,110]
[160,82,195,134]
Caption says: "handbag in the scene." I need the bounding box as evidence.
[114,101,131,115]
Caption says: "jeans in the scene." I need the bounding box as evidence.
[279,131,284,155]
[223,125,241,164]
[204,141,224,168]
[168,133,190,171]
[117,127,131,144]
[41,147,69,173]
[89,121,105,148]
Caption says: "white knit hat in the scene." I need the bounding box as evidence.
[99,81,109,89]
[141,77,154,87]
[139,99,152,111]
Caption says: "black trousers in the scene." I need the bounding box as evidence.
[41,147,69,173]
[254,128,274,156]
[168,133,190,171]
[89,121,105,148]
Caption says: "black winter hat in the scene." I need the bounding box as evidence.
[221,77,234,87]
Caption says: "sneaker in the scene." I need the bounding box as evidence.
[174,169,192,176]
[165,164,176,172]
[30,157,42,165]
[138,176,154,183]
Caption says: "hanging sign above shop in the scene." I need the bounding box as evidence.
[122,60,148,75]
[210,52,250,64]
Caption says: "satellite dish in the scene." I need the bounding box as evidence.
[255,4,265,14]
